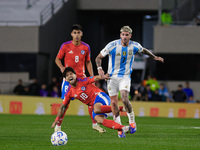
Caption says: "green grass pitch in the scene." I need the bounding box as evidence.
[0,114,200,150]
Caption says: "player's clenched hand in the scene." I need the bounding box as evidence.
[154,56,164,63]
[51,121,59,128]
[60,66,66,73]
[98,68,105,78]
[104,73,110,81]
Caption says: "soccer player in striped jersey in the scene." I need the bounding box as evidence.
[55,24,105,133]
[51,67,130,137]
[95,26,164,137]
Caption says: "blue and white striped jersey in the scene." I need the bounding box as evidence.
[100,39,143,78]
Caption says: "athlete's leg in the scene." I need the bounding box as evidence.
[120,90,132,112]
[120,90,135,123]
[120,89,137,134]
[94,103,124,114]
[95,105,124,113]
[88,106,97,124]
[110,95,121,124]
[88,105,106,133]
[94,115,124,130]
[93,92,128,137]
[119,77,137,134]
[107,78,121,125]
[93,103,129,133]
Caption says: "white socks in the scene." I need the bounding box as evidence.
[113,115,122,125]
[127,110,135,124]
[114,110,135,124]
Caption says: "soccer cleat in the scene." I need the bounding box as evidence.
[118,126,130,138]
[92,124,106,133]
[130,122,137,134]
[118,131,126,138]
[54,125,61,132]
[122,126,130,134]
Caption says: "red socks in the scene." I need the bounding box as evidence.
[100,105,124,113]
[88,106,97,124]
[100,105,112,113]
[102,119,124,131]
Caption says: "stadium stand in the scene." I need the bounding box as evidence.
[0,0,67,26]
[0,0,200,101]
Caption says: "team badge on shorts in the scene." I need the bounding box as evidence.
[81,86,86,91]
[81,50,85,55]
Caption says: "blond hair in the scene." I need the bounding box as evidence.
[120,26,132,33]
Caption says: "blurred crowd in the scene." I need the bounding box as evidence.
[13,75,199,103]
[13,77,61,98]
[96,75,199,103]
[129,75,199,103]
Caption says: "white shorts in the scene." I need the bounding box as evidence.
[107,76,131,96]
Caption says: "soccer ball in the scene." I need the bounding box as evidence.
[51,131,68,146]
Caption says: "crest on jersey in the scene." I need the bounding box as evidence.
[81,50,85,55]
[129,51,133,55]
[123,51,126,56]
[116,53,121,56]
[81,86,86,91]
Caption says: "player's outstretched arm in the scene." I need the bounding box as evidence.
[153,56,164,63]
[94,73,110,81]
[141,48,164,63]
[95,53,105,78]
[51,104,68,128]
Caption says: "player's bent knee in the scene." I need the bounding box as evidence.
[93,103,103,114]
[93,106,102,114]
[94,109,101,114]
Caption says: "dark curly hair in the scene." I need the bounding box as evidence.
[62,67,76,78]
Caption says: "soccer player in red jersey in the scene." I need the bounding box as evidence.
[54,24,105,133]
[51,67,130,137]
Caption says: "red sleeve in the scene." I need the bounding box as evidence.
[87,76,95,84]
[78,77,95,85]
[62,92,71,106]
[57,44,66,60]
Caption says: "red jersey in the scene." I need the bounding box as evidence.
[57,40,91,78]
[63,77,103,106]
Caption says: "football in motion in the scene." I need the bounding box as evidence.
[51,131,68,146]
